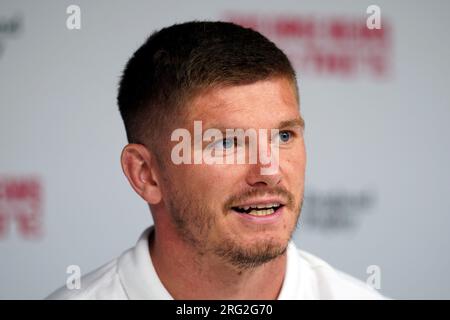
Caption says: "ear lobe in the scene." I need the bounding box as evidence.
[120,144,162,204]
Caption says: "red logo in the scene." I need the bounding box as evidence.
[223,13,392,78]
[0,176,43,239]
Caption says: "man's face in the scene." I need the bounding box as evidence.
[159,77,306,270]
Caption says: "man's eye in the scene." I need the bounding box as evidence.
[279,131,292,143]
[221,138,234,149]
[211,137,235,150]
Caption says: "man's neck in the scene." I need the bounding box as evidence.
[148,226,287,300]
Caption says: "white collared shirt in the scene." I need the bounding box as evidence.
[47,226,385,300]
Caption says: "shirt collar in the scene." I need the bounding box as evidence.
[277,241,305,299]
[118,226,172,299]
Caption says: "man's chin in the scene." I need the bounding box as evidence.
[213,238,288,271]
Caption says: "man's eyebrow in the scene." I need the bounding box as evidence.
[201,117,306,133]
[278,117,305,130]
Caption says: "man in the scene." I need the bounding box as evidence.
[47,21,384,299]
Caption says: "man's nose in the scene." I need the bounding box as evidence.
[245,162,282,187]
[244,141,282,187]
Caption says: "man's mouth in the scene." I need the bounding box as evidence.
[231,203,284,217]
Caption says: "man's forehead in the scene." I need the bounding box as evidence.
[185,78,300,124]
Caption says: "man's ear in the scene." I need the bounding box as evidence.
[120,144,162,204]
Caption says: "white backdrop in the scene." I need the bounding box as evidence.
[0,0,449,299]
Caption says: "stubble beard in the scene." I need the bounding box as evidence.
[167,186,303,271]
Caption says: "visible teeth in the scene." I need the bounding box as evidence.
[236,203,281,211]
[247,208,275,216]
[253,203,280,209]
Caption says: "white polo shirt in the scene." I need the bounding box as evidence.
[46,226,385,300]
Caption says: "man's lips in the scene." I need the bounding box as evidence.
[231,197,286,208]
[230,204,285,223]
[230,197,286,216]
